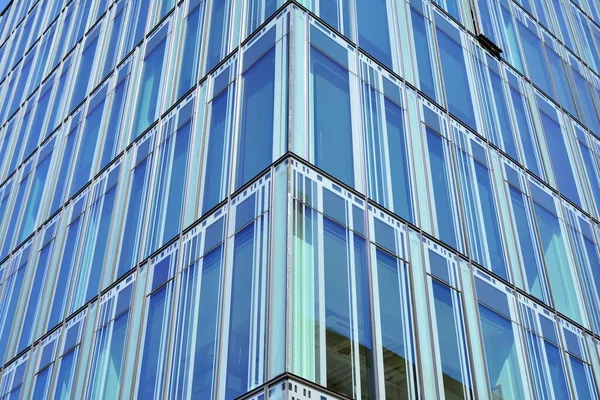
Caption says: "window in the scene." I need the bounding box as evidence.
[131,24,169,140]
[311,46,354,186]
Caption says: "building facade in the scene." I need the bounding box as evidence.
[1,0,600,399]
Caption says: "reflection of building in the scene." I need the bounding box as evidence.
[1,0,600,398]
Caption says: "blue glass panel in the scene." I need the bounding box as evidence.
[539,112,580,206]
[545,341,570,399]
[518,23,553,95]
[54,351,76,400]
[356,0,392,67]
[70,100,105,197]
[177,3,205,98]
[475,161,507,279]
[579,144,600,211]
[159,0,175,19]
[31,368,50,400]
[385,99,413,222]
[25,88,52,158]
[9,109,31,173]
[101,75,130,168]
[50,132,77,214]
[102,9,125,78]
[432,281,470,398]
[70,36,99,111]
[510,88,540,177]
[225,222,262,399]
[1,176,29,258]
[479,305,525,399]
[163,122,191,241]
[475,279,510,317]
[545,47,575,116]
[206,0,231,72]
[489,71,518,160]
[318,0,351,37]
[18,152,52,242]
[427,129,457,248]
[138,285,170,399]
[411,10,436,100]
[48,218,81,329]
[0,266,26,360]
[85,186,117,301]
[436,29,476,129]
[8,59,32,117]
[18,242,52,351]
[508,187,544,299]
[572,71,600,135]
[534,203,582,324]
[118,159,149,276]
[47,64,72,136]
[377,250,413,399]
[132,37,167,139]
[73,1,92,44]
[132,0,150,46]
[190,247,223,398]
[311,46,354,186]
[354,235,375,398]
[246,0,277,33]
[323,218,353,397]
[202,85,234,214]
[102,313,129,398]
[237,47,276,189]
[571,357,596,400]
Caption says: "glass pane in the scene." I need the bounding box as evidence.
[436,28,476,129]
[237,47,276,189]
[356,0,391,67]
[377,250,414,399]
[479,305,525,399]
[132,37,167,139]
[311,46,354,186]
